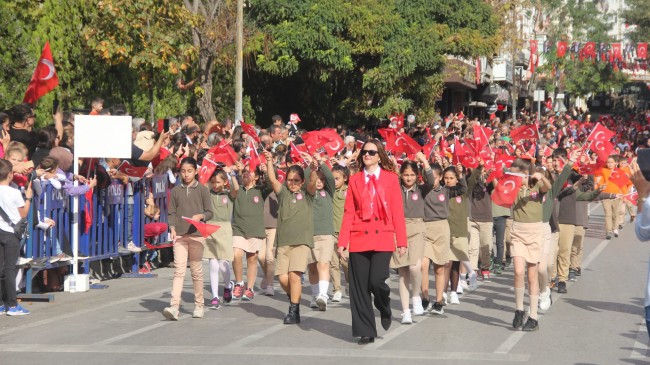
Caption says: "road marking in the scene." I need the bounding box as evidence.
[631,324,650,359]
[0,288,167,337]
[366,315,430,350]
[224,310,322,348]
[493,237,610,354]
[93,321,170,345]
[0,343,530,361]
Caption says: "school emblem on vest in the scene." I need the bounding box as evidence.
[455,196,462,203]
[222,197,228,204]
[542,195,546,203]
[320,191,326,198]
[253,196,260,203]
[437,194,445,202]
[296,193,303,201]
[530,192,538,200]
[411,193,418,201]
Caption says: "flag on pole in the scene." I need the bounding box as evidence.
[23,42,59,104]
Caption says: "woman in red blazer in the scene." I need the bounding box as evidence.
[337,139,408,345]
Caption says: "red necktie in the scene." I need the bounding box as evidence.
[361,175,377,221]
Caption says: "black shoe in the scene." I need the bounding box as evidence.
[606,232,612,240]
[283,303,300,324]
[512,310,525,329]
[429,301,444,315]
[568,270,577,282]
[557,281,567,294]
[618,224,623,230]
[631,216,636,223]
[575,268,581,276]
[421,297,430,310]
[521,317,539,331]
[381,313,392,331]
[358,336,375,345]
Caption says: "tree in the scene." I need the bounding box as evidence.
[621,0,650,43]
[246,0,500,127]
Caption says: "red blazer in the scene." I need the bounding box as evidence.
[337,169,408,252]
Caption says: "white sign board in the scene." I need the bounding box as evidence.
[534,90,545,102]
[74,115,132,158]
[487,104,498,114]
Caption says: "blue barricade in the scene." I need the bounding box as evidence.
[23,175,173,295]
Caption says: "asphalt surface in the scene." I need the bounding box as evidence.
[0,204,648,365]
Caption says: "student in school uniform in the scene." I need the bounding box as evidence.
[263,151,318,324]
[391,153,430,324]
[337,139,407,345]
[330,164,349,302]
[205,166,239,309]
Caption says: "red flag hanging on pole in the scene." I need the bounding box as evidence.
[580,42,596,61]
[638,43,648,60]
[611,43,623,63]
[240,122,260,144]
[556,41,568,58]
[181,216,220,238]
[529,40,538,74]
[23,41,59,104]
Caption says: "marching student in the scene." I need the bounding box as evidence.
[330,164,349,302]
[392,153,430,324]
[163,157,213,320]
[231,164,269,301]
[467,164,494,281]
[305,154,336,311]
[597,156,624,240]
[205,166,239,309]
[337,139,407,345]
[508,158,550,331]
[263,150,318,324]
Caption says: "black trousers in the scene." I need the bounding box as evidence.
[0,230,20,307]
[493,216,507,263]
[348,251,392,338]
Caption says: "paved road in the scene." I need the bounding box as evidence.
[0,205,649,365]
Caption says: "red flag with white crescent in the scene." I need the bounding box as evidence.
[638,43,648,60]
[23,41,59,104]
[509,124,539,143]
[556,41,568,58]
[492,174,523,208]
[118,161,149,178]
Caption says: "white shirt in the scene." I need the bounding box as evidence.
[0,185,24,233]
[364,167,381,184]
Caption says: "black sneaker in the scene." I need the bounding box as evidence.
[521,317,539,331]
[606,232,612,240]
[557,281,567,293]
[429,301,444,315]
[422,296,430,310]
[618,224,623,230]
[575,268,581,276]
[568,270,577,282]
[512,310,525,329]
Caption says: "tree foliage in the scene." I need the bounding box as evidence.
[621,0,650,43]
[247,0,500,126]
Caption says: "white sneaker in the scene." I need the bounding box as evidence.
[16,257,33,265]
[162,307,179,321]
[442,292,448,306]
[192,307,204,318]
[456,281,464,294]
[316,293,328,311]
[468,272,478,291]
[265,286,275,296]
[401,311,413,324]
[613,229,619,237]
[539,289,552,311]
[449,292,460,305]
[332,291,342,302]
[412,296,425,316]
[310,297,319,308]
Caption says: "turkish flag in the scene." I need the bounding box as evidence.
[395,132,422,157]
[624,191,639,206]
[492,174,523,208]
[438,136,448,156]
[580,42,597,61]
[575,162,602,175]
[301,129,344,157]
[118,160,149,178]
[557,41,568,58]
[473,125,493,147]
[378,128,398,153]
[182,216,220,238]
[389,113,404,129]
[422,140,436,159]
[609,168,631,189]
[23,41,59,104]
[247,141,266,172]
[290,142,307,163]
[611,43,623,62]
[638,43,648,60]
[529,40,538,74]
[240,122,260,144]
[276,169,286,184]
[510,124,539,143]
[207,140,238,166]
[586,123,616,142]
[198,158,217,185]
[587,139,615,162]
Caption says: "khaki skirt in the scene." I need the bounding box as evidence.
[423,219,451,265]
[390,218,425,268]
[449,236,469,262]
[510,221,543,264]
[203,222,234,261]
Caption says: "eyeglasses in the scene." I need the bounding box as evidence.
[360,150,379,156]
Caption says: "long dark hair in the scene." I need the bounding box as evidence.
[355,139,395,172]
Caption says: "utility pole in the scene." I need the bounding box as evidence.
[510,3,518,121]
[235,0,243,126]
